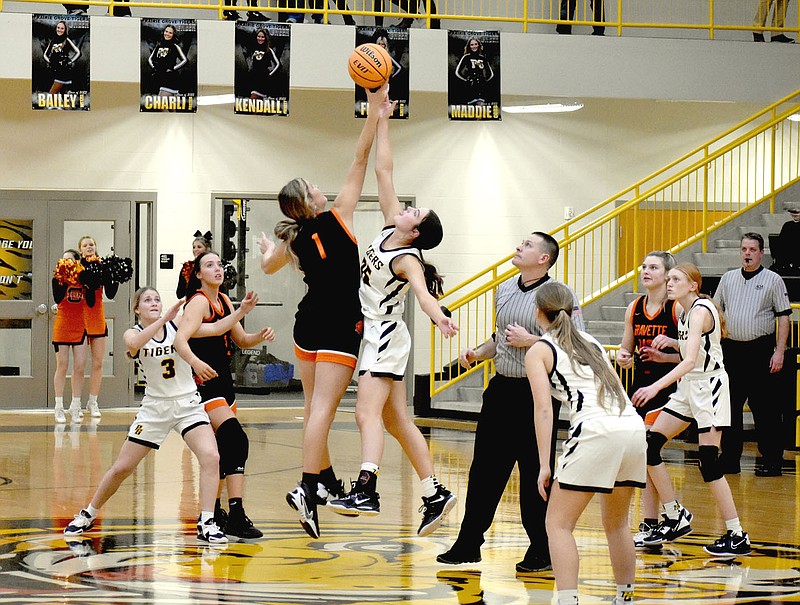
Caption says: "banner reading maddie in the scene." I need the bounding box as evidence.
[354,26,409,120]
[31,14,90,111]
[140,18,198,113]
[447,30,501,121]
[234,22,291,117]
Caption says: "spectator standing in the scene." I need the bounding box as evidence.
[753,0,795,42]
[556,0,605,36]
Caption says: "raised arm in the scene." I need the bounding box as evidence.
[124,299,183,356]
[258,232,292,274]
[192,291,259,337]
[375,94,402,223]
[331,84,388,225]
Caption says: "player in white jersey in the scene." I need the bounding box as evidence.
[526,281,645,605]
[328,94,459,536]
[632,263,751,558]
[64,287,258,544]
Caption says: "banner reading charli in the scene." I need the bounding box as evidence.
[234,22,290,117]
[140,18,197,113]
[354,26,409,120]
[447,30,501,121]
[31,14,90,111]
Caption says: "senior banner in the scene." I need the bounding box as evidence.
[447,30,501,121]
[354,26,409,119]
[140,18,198,113]
[234,22,291,116]
[32,14,90,111]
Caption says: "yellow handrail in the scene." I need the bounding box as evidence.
[431,92,800,399]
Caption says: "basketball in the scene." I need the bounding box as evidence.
[347,43,392,90]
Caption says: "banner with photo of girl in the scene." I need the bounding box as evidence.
[354,26,409,120]
[31,14,90,111]
[234,22,291,117]
[140,18,197,113]
[447,30,501,121]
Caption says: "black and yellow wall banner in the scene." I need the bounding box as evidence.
[32,14,90,111]
[447,30,501,121]
[140,18,198,113]
[354,26,409,120]
[234,22,291,117]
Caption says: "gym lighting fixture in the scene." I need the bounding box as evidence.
[502,101,584,114]
[788,113,800,122]
[196,94,235,106]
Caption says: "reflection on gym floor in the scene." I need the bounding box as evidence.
[0,408,798,605]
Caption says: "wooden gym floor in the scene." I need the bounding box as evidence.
[0,407,799,604]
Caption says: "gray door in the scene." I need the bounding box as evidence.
[0,195,134,409]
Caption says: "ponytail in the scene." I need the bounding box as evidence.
[537,282,628,414]
[276,177,315,267]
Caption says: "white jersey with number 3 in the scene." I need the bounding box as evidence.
[132,321,197,399]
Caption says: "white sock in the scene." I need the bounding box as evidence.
[421,475,438,498]
[70,397,82,408]
[88,394,98,405]
[616,583,634,601]
[663,500,681,520]
[55,397,64,408]
[725,518,743,535]
[86,504,99,518]
[200,511,214,524]
[557,589,579,605]
[361,462,379,474]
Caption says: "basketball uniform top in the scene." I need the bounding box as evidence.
[359,226,423,321]
[187,291,234,373]
[292,209,361,322]
[630,295,679,381]
[678,297,725,379]
[541,331,638,425]
[131,320,197,399]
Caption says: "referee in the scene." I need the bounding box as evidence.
[714,232,791,477]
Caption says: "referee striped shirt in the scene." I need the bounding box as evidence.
[494,275,584,378]
[714,266,791,342]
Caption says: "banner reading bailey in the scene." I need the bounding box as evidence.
[354,26,409,120]
[234,22,290,117]
[140,18,197,113]
[32,14,90,111]
[447,30,501,121]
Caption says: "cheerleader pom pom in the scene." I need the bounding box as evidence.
[79,259,104,291]
[102,254,134,284]
[222,261,238,291]
[53,258,84,286]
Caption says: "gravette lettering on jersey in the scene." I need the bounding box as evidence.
[633,324,669,338]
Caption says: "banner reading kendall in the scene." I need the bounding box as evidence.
[354,26,409,120]
[447,30,501,121]
[234,22,291,117]
[140,18,197,113]
[32,14,90,111]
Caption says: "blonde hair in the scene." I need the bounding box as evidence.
[275,178,316,267]
[536,282,628,414]
[132,286,158,318]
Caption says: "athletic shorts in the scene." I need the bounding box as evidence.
[293,309,362,369]
[663,372,731,433]
[197,371,237,415]
[556,413,647,493]
[357,317,411,381]
[629,374,676,426]
[126,391,209,449]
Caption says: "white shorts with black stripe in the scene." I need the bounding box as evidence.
[556,414,647,493]
[358,317,411,381]
[663,371,731,432]
[126,391,210,449]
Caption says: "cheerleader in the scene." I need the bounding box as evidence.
[43,21,81,96]
[247,29,280,100]
[632,263,751,558]
[51,249,89,424]
[526,281,646,605]
[64,286,244,544]
[177,231,212,298]
[454,37,494,106]
[148,25,188,97]
[616,251,692,547]
[328,94,459,537]
[175,251,275,541]
[257,85,386,539]
[77,236,119,420]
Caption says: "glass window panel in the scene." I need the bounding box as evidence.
[0,318,32,376]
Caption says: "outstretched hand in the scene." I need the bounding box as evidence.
[239,291,259,315]
[437,317,459,338]
[257,232,275,256]
[164,298,184,322]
